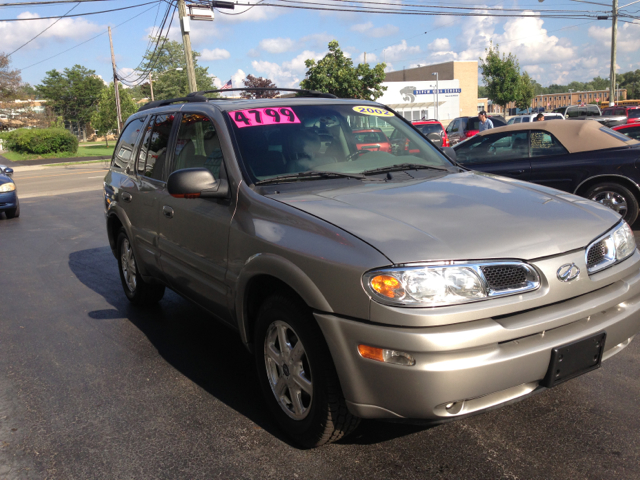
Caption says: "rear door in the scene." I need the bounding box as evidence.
[454,130,531,178]
[156,112,234,323]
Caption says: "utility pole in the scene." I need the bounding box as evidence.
[609,0,618,107]
[108,26,123,134]
[149,72,155,102]
[177,0,198,94]
[364,52,367,63]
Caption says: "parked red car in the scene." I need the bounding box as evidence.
[603,106,640,124]
[352,128,392,153]
[613,123,640,140]
[411,120,450,147]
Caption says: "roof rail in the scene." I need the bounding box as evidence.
[187,88,338,99]
[137,95,208,112]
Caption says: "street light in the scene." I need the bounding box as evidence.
[432,72,439,120]
[148,68,183,101]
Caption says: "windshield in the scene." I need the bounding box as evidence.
[414,124,442,135]
[229,104,453,183]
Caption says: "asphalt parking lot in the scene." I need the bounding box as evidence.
[1,189,640,479]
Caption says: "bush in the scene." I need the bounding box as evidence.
[1,128,78,154]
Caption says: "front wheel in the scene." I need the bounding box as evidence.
[585,182,639,225]
[254,295,360,447]
[116,229,165,306]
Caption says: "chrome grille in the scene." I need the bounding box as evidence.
[587,241,608,269]
[481,265,528,290]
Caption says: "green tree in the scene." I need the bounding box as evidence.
[36,65,105,127]
[91,83,137,146]
[478,85,488,98]
[300,41,387,100]
[0,52,22,100]
[139,38,216,99]
[479,43,520,113]
[515,72,536,111]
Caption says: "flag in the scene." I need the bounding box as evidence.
[220,80,232,90]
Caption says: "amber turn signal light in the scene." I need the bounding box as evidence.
[370,275,404,299]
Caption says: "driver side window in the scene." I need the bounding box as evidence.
[455,132,529,165]
[171,114,225,179]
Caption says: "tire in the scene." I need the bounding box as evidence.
[585,182,639,225]
[5,201,19,219]
[254,295,360,447]
[116,229,165,306]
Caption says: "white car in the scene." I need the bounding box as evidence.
[508,113,565,124]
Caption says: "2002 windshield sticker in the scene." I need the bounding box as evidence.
[353,106,394,117]
[229,107,301,128]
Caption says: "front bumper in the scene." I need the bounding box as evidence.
[0,190,18,211]
[316,251,640,420]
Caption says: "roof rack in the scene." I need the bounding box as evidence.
[187,88,338,99]
[137,95,208,112]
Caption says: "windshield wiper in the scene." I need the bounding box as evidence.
[255,171,370,185]
[362,163,451,175]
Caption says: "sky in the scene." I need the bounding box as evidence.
[2,0,640,92]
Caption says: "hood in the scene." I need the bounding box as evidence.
[269,171,621,264]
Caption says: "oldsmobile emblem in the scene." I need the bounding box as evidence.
[557,263,580,282]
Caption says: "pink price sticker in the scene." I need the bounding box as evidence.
[229,107,301,128]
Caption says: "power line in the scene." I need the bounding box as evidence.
[0,0,114,6]
[17,3,160,71]
[0,1,159,21]
[6,2,80,57]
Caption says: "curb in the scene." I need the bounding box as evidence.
[0,154,111,167]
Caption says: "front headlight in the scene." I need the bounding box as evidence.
[0,182,15,193]
[363,261,540,307]
[586,221,636,274]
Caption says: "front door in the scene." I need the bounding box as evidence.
[454,130,532,179]
[156,113,234,323]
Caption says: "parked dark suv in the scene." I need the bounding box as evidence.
[104,89,640,447]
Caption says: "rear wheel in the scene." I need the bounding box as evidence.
[254,295,360,447]
[117,229,165,305]
[585,182,639,225]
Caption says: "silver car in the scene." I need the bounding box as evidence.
[104,91,640,447]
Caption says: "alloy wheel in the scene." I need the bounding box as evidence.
[590,191,628,216]
[121,238,137,293]
[263,320,313,420]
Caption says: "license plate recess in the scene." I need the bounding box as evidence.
[542,332,606,388]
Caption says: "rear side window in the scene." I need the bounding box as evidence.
[514,117,522,124]
[466,118,479,130]
[522,117,531,123]
[450,119,459,133]
[530,131,568,156]
[629,109,640,119]
[112,117,145,172]
[172,113,224,178]
[137,114,175,181]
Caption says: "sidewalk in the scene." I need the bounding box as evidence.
[0,153,110,167]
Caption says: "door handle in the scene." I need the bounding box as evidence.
[508,169,526,175]
[162,205,174,219]
[121,192,132,202]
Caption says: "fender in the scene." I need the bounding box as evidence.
[574,174,640,197]
[106,201,154,279]
[234,253,333,347]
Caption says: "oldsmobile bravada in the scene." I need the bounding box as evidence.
[104,89,640,447]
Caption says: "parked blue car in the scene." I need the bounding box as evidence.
[0,166,20,219]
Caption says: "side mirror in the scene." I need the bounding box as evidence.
[2,167,13,177]
[441,147,457,162]
[167,168,229,199]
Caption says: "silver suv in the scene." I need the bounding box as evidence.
[104,89,640,447]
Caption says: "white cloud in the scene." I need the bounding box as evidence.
[259,37,297,54]
[381,40,421,63]
[213,69,245,89]
[0,12,100,52]
[200,48,230,61]
[588,21,640,53]
[249,50,325,88]
[428,38,451,53]
[350,22,399,38]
